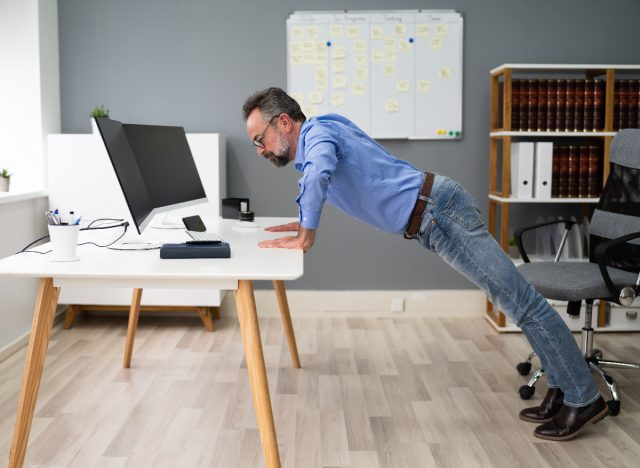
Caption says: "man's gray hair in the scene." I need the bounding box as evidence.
[242,87,306,123]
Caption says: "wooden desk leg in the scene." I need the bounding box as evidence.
[272,280,301,368]
[62,304,79,329]
[235,280,281,468]
[197,307,215,331]
[9,278,59,468]
[123,288,143,369]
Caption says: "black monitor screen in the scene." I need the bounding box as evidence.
[95,118,207,234]
[94,117,153,233]
[122,123,206,208]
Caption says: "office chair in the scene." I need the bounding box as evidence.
[514,129,640,416]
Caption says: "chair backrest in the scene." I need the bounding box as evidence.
[590,129,640,273]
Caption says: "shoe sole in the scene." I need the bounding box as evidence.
[533,406,610,441]
[519,413,553,423]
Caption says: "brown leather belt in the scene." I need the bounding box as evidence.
[404,172,435,239]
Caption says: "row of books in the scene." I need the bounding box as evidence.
[510,142,602,199]
[613,80,640,130]
[552,145,602,198]
[508,79,640,132]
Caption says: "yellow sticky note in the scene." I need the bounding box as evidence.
[290,43,302,54]
[384,38,396,52]
[355,67,368,80]
[438,67,452,79]
[394,24,406,36]
[436,24,449,37]
[354,40,367,52]
[372,50,385,63]
[355,55,368,66]
[331,93,345,107]
[385,52,397,63]
[306,26,319,39]
[333,75,347,89]
[309,91,323,104]
[332,45,347,60]
[396,80,410,93]
[332,60,347,73]
[291,27,304,39]
[416,24,429,37]
[347,25,360,39]
[385,99,400,113]
[302,41,314,51]
[330,25,343,38]
[304,105,318,117]
[315,76,328,89]
[315,68,327,80]
[289,92,304,104]
[371,26,384,39]
[399,40,410,52]
[430,38,443,49]
[302,53,314,64]
[418,80,431,93]
[352,83,365,96]
[291,54,303,66]
[383,64,396,77]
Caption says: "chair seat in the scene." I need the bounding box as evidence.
[517,261,637,302]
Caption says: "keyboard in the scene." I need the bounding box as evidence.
[185,230,223,242]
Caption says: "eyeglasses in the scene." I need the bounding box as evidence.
[252,115,279,149]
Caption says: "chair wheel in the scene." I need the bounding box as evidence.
[607,400,620,416]
[519,384,535,400]
[516,362,532,376]
[591,349,603,359]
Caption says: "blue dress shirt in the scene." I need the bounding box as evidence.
[294,114,424,235]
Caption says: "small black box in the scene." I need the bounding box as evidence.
[160,242,230,259]
[222,198,250,219]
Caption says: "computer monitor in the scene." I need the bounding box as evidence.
[94,117,208,234]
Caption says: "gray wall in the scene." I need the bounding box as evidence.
[58,0,640,290]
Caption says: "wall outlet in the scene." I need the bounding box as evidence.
[391,297,405,313]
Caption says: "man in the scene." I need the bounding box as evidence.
[243,87,609,441]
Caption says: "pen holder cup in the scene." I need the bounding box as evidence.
[48,224,80,262]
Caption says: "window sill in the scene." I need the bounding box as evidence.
[0,190,48,206]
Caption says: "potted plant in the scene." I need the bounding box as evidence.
[0,168,12,192]
[90,105,110,133]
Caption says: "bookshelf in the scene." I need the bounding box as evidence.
[487,64,640,331]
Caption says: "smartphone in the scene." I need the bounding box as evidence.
[182,215,207,232]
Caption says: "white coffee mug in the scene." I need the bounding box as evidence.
[48,224,80,262]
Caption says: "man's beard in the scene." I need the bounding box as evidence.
[263,134,291,168]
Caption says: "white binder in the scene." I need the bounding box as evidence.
[510,142,534,198]
[534,142,553,199]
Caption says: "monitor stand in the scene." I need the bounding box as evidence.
[149,212,184,230]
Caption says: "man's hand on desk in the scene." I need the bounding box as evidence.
[264,221,300,232]
[259,226,315,252]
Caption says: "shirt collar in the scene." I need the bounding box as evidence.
[294,119,312,170]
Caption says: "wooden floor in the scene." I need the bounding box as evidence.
[1,308,639,467]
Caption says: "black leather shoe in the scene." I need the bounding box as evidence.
[534,396,609,441]
[519,387,564,423]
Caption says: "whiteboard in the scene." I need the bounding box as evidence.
[287,10,463,140]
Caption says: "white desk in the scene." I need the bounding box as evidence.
[0,217,302,468]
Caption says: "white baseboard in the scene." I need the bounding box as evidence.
[0,290,485,362]
[220,289,485,318]
[0,307,66,363]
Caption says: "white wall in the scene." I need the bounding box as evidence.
[0,196,49,355]
[0,0,60,191]
[0,0,59,355]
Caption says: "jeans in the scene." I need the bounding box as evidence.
[415,174,600,407]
